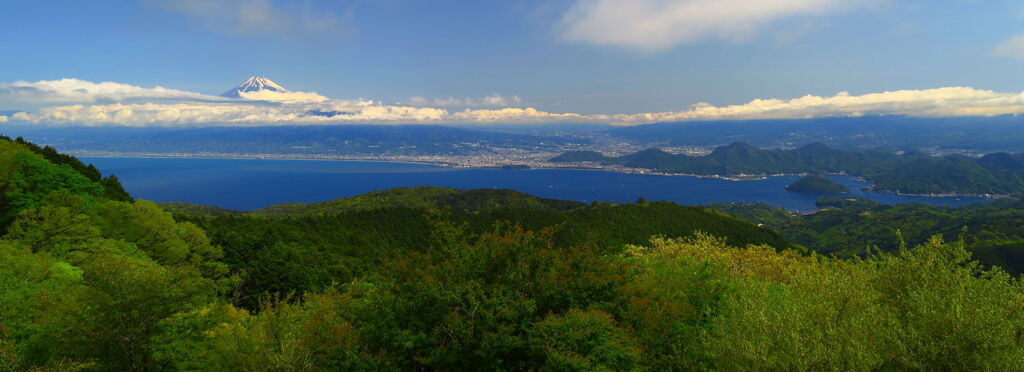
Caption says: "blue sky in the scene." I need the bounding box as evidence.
[3,0,1024,126]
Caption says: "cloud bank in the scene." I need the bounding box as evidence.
[236,89,329,104]
[405,94,523,108]
[595,87,1024,124]
[560,0,880,51]
[0,79,227,104]
[4,79,1024,127]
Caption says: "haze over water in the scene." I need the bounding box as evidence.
[83,157,990,211]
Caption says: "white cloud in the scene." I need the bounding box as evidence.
[144,0,352,39]
[560,0,880,51]
[5,78,1024,127]
[996,34,1024,59]
[598,87,1024,124]
[0,115,7,123]
[237,89,329,103]
[477,94,522,107]
[405,94,523,107]
[10,101,449,127]
[451,107,584,123]
[0,79,227,104]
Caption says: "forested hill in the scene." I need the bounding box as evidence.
[0,135,131,204]
[711,198,1024,274]
[4,137,1024,370]
[168,186,791,254]
[247,186,586,217]
[551,142,1024,195]
[554,142,906,175]
[0,135,131,228]
[786,175,850,194]
[169,187,795,284]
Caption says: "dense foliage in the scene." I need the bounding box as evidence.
[3,138,1024,370]
[172,188,791,308]
[551,142,1024,195]
[712,197,1024,275]
[0,135,131,203]
[248,187,585,217]
[871,153,1024,195]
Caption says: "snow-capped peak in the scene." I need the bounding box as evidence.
[222,77,288,98]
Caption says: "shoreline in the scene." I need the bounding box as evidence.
[75,151,1011,200]
[862,187,1013,200]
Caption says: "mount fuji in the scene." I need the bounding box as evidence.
[221,77,289,98]
[220,77,328,103]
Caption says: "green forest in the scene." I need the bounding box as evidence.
[3,136,1024,370]
[551,142,1024,196]
[713,197,1024,276]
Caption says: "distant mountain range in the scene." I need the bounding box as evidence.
[605,116,1024,152]
[551,142,1024,196]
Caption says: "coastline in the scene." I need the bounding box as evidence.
[861,186,1013,200]
[75,151,1012,200]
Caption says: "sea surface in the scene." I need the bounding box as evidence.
[82,157,992,212]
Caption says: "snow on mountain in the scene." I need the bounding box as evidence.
[222,77,289,98]
[221,77,328,103]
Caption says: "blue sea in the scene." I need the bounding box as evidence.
[81,157,991,212]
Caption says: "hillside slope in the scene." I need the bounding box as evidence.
[3,137,1023,370]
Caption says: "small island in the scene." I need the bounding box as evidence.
[786,175,851,194]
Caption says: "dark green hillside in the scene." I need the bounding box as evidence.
[3,136,1024,370]
[710,197,1024,275]
[706,202,796,226]
[617,148,697,172]
[250,186,585,216]
[871,156,1024,195]
[160,202,241,216]
[786,175,850,194]
[178,189,792,307]
[0,135,131,202]
[554,141,904,176]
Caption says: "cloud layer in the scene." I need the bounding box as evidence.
[0,79,226,104]
[4,78,1024,127]
[560,0,880,51]
[236,89,329,104]
[596,87,1024,124]
[405,94,523,108]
